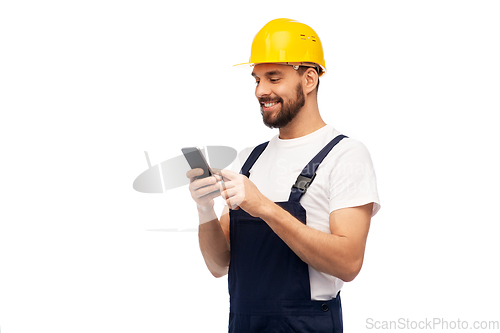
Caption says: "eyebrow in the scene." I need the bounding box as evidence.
[251,70,284,78]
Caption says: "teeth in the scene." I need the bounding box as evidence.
[264,102,277,107]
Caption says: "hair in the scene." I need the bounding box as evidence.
[297,65,320,93]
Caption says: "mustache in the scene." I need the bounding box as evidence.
[258,96,283,104]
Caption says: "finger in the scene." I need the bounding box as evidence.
[225,197,240,210]
[193,183,220,199]
[222,176,244,188]
[220,169,238,182]
[186,168,203,178]
[213,173,226,190]
[222,189,243,210]
[216,178,227,192]
[219,181,227,192]
[220,180,236,190]
[189,176,217,193]
[189,178,211,192]
[186,168,204,181]
[197,188,221,203]
[220,187,238,200]
[220,191,240,210]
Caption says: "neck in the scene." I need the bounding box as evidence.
[278,97,326,140]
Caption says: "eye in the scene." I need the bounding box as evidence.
[270,78,280,83]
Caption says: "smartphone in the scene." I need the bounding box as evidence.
[181,147,214,179]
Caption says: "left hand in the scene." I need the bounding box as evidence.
[219,169,267,217]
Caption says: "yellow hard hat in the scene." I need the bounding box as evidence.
[235,18,326,76]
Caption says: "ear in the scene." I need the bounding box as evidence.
[302,67,319,95]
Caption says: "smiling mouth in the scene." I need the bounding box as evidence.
[261,101,280,112]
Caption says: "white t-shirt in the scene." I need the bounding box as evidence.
[230,124,380,300]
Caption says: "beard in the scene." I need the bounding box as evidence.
[259,82,305,129]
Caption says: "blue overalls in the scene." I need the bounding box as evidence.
[228,135,347,333]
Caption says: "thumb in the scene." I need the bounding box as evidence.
[220,169,237,182]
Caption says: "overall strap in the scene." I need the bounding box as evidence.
[240,141,269,177]
[289,134,348,202]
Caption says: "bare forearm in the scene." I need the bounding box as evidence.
[259,199,362,282]
[197,207,230,278]
[219,169,371,282]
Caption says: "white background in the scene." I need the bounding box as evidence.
[1,0,499,332]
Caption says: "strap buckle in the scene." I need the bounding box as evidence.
[292,173,317,193]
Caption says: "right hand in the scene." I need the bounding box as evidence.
[186,168,221,210]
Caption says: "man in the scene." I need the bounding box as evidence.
[187,18,380,333]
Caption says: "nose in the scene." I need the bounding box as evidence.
[255,80,271,99]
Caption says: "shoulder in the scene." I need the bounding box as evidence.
[335,137,373,161]
[315,125,374,166]
[317,125,371,157]
[320,134,377,180]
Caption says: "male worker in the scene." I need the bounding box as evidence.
[186,18,380,333]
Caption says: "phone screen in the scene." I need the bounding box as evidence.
[181,147,213,179]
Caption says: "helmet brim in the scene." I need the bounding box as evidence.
[233,62,326,77]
